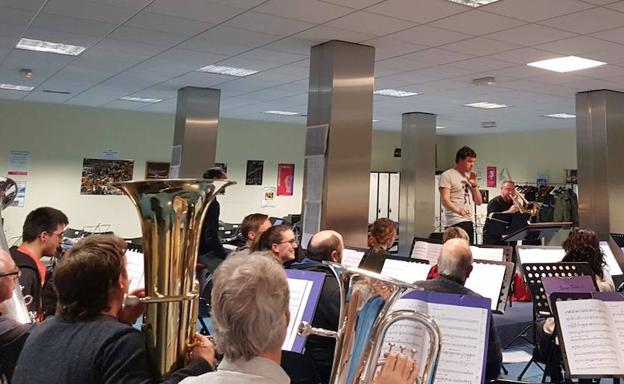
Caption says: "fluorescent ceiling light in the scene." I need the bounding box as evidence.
[543,113,576,119]
[197,65,258,77]
[0,83,34,91]
[464,102,508,109]
[16,38,86,56]
[263,110,300,116]
[374,89,419,97]
[446,0,501,7]
[373,119,380,123]
[120,96,162,103]
[527,56,606,73]
[436,126,446,129]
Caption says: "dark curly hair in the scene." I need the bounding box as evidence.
[562,227,606,279]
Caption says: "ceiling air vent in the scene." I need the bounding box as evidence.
[481,121,496,129]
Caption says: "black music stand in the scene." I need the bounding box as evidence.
[472,259,514,314]
[502,222,573,243]
[551,292,622,384]
[512,262,595,381]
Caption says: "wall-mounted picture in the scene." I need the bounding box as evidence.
[145,161,170,180]
[80,158,134,195]
[246,160,264,185]
[277,163,295,196]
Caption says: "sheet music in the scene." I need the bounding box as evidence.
[282,278,313,351]
[384,298,488,384]
[517,247,564,264]
[381,259,430,284]
[465,263,506,311]
[599,242,623,275]
[556,299,624,376]
[411,241,442,264]
[604,301,624,362]
[342,248,365,270]
[125,250,144,292]
[470,246,504,262]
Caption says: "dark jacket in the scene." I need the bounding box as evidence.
[9,247,42,316]
[0,316,34,382]
[198,200,226,260]
[289,259,340,384]
[415,276,503,381]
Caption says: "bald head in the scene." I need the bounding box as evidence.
[0,250,17,302]
[307,230,344,263]
[0,250,15,273]
[438,238,473,284]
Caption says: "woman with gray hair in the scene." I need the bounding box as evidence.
[182,252,421,384]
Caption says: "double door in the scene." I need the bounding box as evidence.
[369,172,400,223]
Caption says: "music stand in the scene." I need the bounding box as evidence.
[550,292,622,384]
[502,222,573,243]
[513,262,595,380]
[467,259,514,314]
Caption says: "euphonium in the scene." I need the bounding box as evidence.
[116,179,235,376]
[0,177,34,324]
[299,263,441,384]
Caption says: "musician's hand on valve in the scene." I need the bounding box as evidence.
[118,288,145,324]
[374,353,420,384]
[507,204,520,214]
[189,333,217,368]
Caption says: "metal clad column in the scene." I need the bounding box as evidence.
[576,90,624,238]
[303,40,375,248]
[172,87,220,178]
[399,113,436,255]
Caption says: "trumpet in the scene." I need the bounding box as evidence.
[511,188,539,216]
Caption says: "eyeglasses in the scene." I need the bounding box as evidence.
[279,239,297,246]
[0,270,21,280]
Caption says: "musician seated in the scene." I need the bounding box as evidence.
[12,235,215,384]
[0,250,35,382]
[183,253,420,384]
[235,213,272,254]
[426,226,469,280]
[359,218,396,273]
[414,238,502,381]
[483,180,519,245]
[251,225,298,264]
[289,230,344,384]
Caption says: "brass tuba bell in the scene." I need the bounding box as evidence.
[116,178,235,376]
[298,262,441,384]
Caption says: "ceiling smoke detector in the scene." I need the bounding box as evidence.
[481,121,497,129]
[20,68,33,79]
[472,76,495,86]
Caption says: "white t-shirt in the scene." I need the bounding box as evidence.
[439,168,473,226]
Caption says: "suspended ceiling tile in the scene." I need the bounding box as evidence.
[29,13,117,37]
[146,0,246,23]
[108,26,189,48]
[44,0,139,24]
[177,26,281,56]
[320,0,385,9]
[432,10,527,35]
[325,11,417,36]
[482,0,593,22]
[442,37,521,56]
[124,12,215,36]
[295,25,376,44]
[225,11,314,36]
[539,7,624,34]
[488,24,577,46]
[388,25,472,47]
[254,0,353,24]
[364,36,428,60]
[366,0,467,24]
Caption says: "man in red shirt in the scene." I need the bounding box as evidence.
[9,207,68,318]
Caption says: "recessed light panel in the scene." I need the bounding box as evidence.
[436,126,446,129]
[527,56,606,73]
[197,65,258,77]
[544,113,576,119]
[464,102,508,109]
[16,38,86,56]
[374,89,419,97]
[263,110,300,116]
[0,83,34,91]
[446,0,501,8]
[120,96,163,103]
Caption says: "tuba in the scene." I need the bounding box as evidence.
[299,263,441,384]
[0,177,34,324]
[116,178,235,376]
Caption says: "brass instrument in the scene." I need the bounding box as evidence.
[298,263,441,384]
[0,177,35,324]
[116,179,235,376]
[512,187,539,216]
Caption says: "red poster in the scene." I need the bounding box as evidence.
[277,163,295,196]
[486,166,497,188]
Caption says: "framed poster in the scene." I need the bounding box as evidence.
[145,161,170,180]
[80,158,134,195]
[246,160,264,185]
[486,166,497,188]
[277,163,295,196]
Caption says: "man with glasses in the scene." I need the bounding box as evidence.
[9,207,68,318]
[0,250,35,382]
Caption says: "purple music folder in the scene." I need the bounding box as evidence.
[592,292,624,302]
[541,275,596,296]
[402,290,491,384]
[284,269,326,354]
